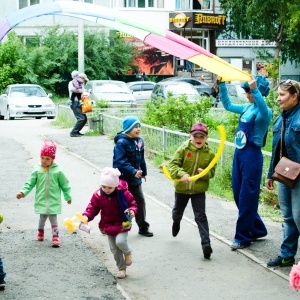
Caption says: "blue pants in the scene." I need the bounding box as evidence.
[0,257,6,283]
[232,146,267,244]
[278,180,300,258]
[70,100,87,135]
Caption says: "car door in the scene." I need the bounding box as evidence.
[0,86,9,118]
[129,83,143,103]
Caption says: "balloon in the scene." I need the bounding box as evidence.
[63,212,89,234]
[290,262,300,291]
[0,2,251,81]
[163,125,226,182]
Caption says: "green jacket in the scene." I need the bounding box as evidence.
[20,164,71,215]
[168,140,216,194]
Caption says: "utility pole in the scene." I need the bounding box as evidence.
[78,0,84,73]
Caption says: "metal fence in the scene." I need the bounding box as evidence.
[57,105,272,184]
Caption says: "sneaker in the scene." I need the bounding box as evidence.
[52,236,60,247]
[267,256,295,268]
[0,279,6,290]
[202,244,213,259]
[125,254,132,266]
[70,133,81,137]
[37,229,44,241]
[172,222,180,237]
[230,241,251,250]
[116,269,126,279]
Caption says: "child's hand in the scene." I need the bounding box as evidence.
[197,168,203,173]
[181,174,190,182]
[134,170,143,178]
[126,209,135,219]
[67,200,72,205]
[16,192,24,199]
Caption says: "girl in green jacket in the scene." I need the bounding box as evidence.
[168,122,216,259]
[16,140,72,247]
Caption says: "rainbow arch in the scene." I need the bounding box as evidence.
[0,1,251,81]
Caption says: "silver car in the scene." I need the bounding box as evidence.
[0,84,56,120]
[85,80,136,106]
[151,81,200,102]
[126,81,156,105]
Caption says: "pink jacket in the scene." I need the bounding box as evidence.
[82,179,138,236]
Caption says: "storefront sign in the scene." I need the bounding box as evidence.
[169,12,192,28]
[216,40,276,47]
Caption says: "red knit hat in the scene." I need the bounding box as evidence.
[40,140,56,159]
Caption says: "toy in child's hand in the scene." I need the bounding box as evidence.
[290,261,300,291]
[63,212,90,234]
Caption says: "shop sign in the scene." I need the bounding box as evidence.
[216,40,276,47]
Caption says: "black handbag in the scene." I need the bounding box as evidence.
[271,122,300,189]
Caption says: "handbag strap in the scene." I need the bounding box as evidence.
[280,121,284,159]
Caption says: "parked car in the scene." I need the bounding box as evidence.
[84,80,136,106]
[226,83,248,103]
[126,81,156,105]
[151,81,200,102]
[0,84,56,120]
[160,76,213,96]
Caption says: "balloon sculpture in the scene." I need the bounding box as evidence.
[163,125,226,182]
[63,212,89,234]
[290,262,300,291]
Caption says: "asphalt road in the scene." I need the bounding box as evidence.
[0,119,299,300]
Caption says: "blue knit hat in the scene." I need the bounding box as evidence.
[122,116,141,134]
[240,75,270,97]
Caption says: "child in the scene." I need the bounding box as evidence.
[16,140,72,247]
[70,70,83,107]
[113,116,153,237]
[168,122,216,259]
[81,167,138,279]
[0,212,6,290]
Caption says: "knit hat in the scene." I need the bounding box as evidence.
[40,140,56,159]
[190,122,208,136]
[99,167,121,187]
[122,116,141,134]
[71,70,79,77]
[241,75,270,97]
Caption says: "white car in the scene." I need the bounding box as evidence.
[85,80,136,106]
[126,81,156,105]
[0,84,56,120]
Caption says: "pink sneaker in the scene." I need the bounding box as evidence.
[37,229,44,241]
[52,236,60,247]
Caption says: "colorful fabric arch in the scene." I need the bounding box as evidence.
[0,1,251,81]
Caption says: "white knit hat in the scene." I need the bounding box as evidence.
[99,167,121,187]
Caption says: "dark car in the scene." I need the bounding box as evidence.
[160,76,213,96]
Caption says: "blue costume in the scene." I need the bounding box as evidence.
[219,79,272,248]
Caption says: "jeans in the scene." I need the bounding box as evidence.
[128,184,149,230]
[70,101,87,135]
[173,192,210,246]
[278,180,300,258]
[0,257,6,283]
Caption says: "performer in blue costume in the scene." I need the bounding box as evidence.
[218,75,272,250]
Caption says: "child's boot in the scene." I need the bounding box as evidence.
[37,229,44,241]
[52,225,60,247]
[125,253,133,266]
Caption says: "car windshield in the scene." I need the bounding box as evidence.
[166,84,196,95]
[94,82,130,94]
[10,86,47,97]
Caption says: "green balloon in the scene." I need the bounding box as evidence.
[0,213,3,224]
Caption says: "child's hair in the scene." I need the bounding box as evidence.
[99,167,121,187]
[40,140,56,159]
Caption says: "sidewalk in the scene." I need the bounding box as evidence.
[0,120,298,299]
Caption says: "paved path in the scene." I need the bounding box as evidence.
[0,119,299,299]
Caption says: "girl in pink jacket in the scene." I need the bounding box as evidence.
[82,167,138,279]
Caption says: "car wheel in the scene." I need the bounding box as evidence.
[35,117,42,119]
[47,117,55,119]
[6,108,14,120]
[0,115,4,120]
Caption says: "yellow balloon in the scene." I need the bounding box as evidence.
[63,217,79,234]
[76,212,88,224]
[163,125,226,182]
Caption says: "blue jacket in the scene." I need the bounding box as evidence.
[113,132,147,186]
[267,104,300,179]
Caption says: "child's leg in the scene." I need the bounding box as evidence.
[49,215,60,247]
[37,214,48,241]
[0,257,6,288]
[172,193,189,223]
[116,232,133,266]
[107,235,126,271]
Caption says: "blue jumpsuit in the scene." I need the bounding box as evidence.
[219,82,272,245]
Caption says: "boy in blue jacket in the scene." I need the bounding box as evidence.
[113,116,153,237]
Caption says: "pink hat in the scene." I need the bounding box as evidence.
[40,140,56,159]
[100,167,121,187]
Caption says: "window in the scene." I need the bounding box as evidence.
[73,0,94,2]
[120,0,160,8]
[176,0,190,10]
[19,0,39,9]
[175,0,211,10]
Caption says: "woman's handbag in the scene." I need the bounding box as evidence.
[271,122,300,189]
[271,156,300,189]
[81,92,92,114]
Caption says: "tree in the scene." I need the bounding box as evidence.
[219,0,300,83]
